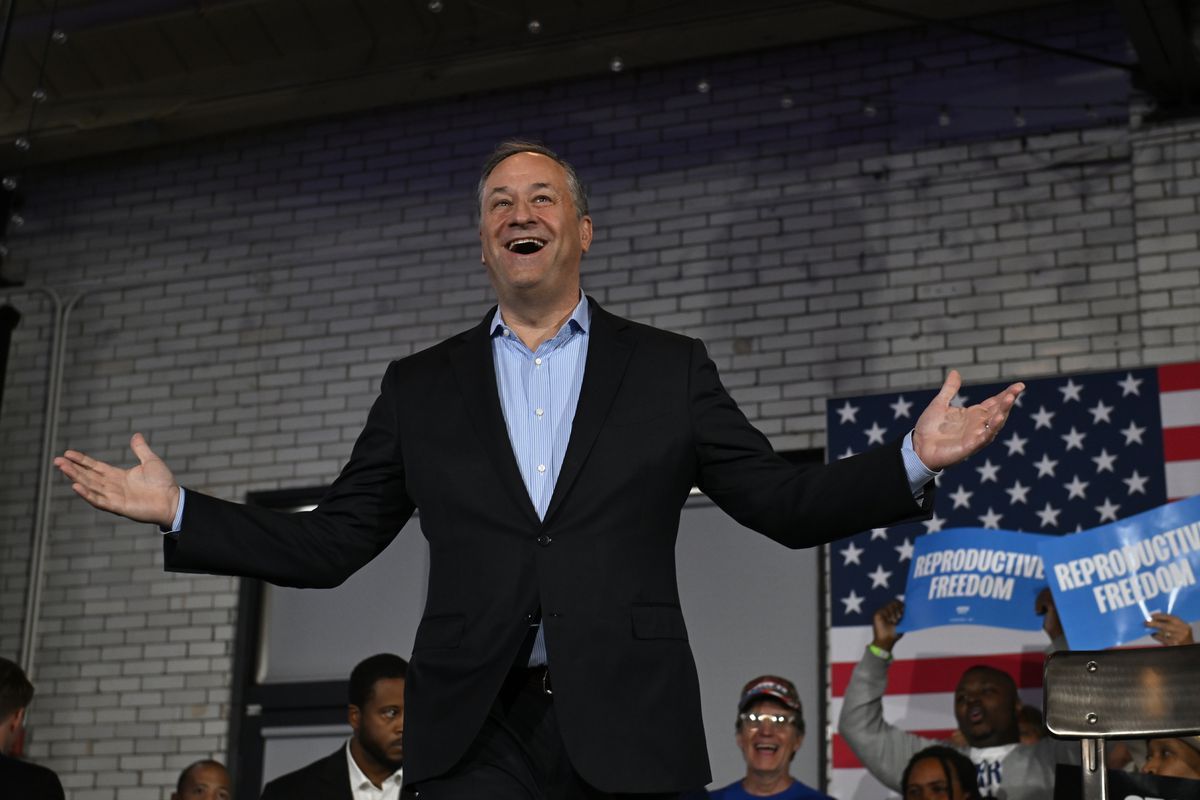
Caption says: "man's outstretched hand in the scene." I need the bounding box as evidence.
[913,369,1025,471]
[54,433,179,529]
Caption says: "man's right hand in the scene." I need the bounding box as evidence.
[54,433,180,529]
[872,599,904,653]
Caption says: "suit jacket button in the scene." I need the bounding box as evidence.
[536,535,552,547]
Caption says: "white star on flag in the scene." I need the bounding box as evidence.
[1123,470,1148,495]
[1061,426,1087,451]
[890,396,913,418]
[1034,454,1059,478]
[1092,449,1117,473]
[840,541,864,565]
[1064,475,1089,500]
[1059,379,1083,402]
[864,422,887,445]
[841,590,865,615]
[836,401,859,424]
[975,459,1001,483]
[949,485,973,509]
[1032,406,1056,429]
[894,537,914,561]
[1095,497,1121,522]
[1089,399,1113,424]
[1005,480,1031,505]
[867,564,893,589]
[1118,373,1143,396]
[1004,432,1028,456]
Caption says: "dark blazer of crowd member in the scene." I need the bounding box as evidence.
[261,654,414,800]
[0,656,65,800]
[171,759,232,800]
[706,675,832,800]
[56,139,1024,800]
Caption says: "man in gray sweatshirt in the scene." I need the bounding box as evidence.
[837,600,1070,800]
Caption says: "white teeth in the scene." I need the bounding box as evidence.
[506,238,546,253]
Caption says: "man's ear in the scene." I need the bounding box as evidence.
[348,704,361,734]
[579,216,593,254]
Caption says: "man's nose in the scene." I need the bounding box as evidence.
[509,196,535,223]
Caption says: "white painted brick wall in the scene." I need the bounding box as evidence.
[1,5,1197,797]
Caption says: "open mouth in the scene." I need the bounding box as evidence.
[754,744,780,753]
[506,237,547,255]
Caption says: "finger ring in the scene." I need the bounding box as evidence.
[984,422,991,430]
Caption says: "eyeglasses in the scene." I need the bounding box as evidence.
[738,711,797,729]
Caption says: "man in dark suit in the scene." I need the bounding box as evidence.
[261,654,413,800]
[56,140,1024,799]
[0,656,66,800]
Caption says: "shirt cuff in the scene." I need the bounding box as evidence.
[901,430,940,497]
[161,487,185,535]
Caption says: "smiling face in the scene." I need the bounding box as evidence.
[736,698,803,781]
[1143,738,1200,780]
[479,151,592,311]
[953,667,1021,748]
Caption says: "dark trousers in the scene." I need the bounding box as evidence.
[414,667,681,800]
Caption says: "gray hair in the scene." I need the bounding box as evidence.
[476,139,589,219]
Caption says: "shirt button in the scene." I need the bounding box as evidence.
[535,408,544,417]
[536,535,552,547]
[537,464,546,474]
[534,357,543,366]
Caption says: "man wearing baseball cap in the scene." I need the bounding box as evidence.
[706,675,832,799]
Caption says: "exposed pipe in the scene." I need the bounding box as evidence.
[1,284,90,682]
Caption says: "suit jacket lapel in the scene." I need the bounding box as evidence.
[543,300,634,526]
[448,308,542,527]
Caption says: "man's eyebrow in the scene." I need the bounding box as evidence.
[487,182,556,195]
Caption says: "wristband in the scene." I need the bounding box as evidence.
[868,644,894,662]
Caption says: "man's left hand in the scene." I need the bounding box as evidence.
[913,369,1024,471]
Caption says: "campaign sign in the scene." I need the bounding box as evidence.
[897,528,1050,633]
[1055,763,1200,800]
[1039,495,1200,650]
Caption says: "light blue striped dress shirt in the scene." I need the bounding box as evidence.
[490,292,591,665]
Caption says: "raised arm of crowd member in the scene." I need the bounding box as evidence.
[838,600,1064,800]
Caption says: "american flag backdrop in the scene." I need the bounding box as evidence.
[824,361,1200,800]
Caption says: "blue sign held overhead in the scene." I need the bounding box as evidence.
[899,528,1050,633]
[1038,495,1200,650]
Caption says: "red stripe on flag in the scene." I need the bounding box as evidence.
[833,730,958,769]
[1159,362,1200,392]
[1163,425,1200,462]
[830,651,1045,697]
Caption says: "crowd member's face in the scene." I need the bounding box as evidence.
[171,763,232,800]
[479,152,592,307]
[953,668,1020,747]
[351,676,406,772]
[904,756,970,800]
[1143,738,1200,780]
[736,699,802,780]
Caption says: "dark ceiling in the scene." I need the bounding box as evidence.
[0,0,1196,172]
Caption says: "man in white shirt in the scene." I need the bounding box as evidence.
[261,654,412,800]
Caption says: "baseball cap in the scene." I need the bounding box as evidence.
[738,675,801,713]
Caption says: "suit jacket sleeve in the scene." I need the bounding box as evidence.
[165,362,416,587]
[688,338,930,545]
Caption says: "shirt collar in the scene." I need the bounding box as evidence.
[490,291,590,339]
[345,738,403,791]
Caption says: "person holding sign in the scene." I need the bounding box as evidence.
[838,600,1067,800]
